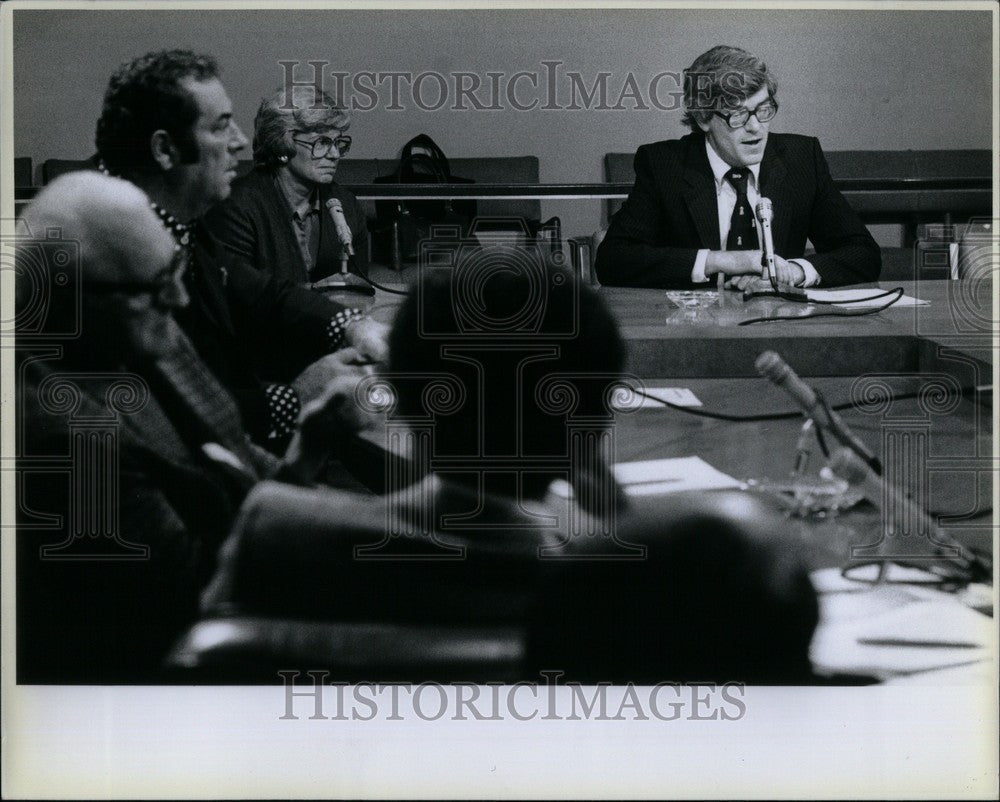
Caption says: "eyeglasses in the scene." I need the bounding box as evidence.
[713,98,779,129]
[86,248,187,308]
[292,133,352,159]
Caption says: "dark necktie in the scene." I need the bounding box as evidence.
[724,168,759,251]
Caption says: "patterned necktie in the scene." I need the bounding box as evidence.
[152,326,266,477]
[724,168,759,251]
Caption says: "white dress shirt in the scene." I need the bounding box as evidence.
[691,140,819,286]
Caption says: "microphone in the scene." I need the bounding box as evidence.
[325,198,355,259]
[755,350,881,474]
[755,197,776,283]
[829,448,990,580]
[312,198,374,297]
[741,198,806,300]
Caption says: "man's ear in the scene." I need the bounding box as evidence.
[694,112,712,134]
[150,130,178,172]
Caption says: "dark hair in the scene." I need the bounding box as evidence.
[388,252,625,496]
[253,84,349,167]
[95,50,220,177]
[682,45,777,130]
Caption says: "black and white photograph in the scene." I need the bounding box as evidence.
[1,1,997,798]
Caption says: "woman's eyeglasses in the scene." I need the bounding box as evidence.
[292,134,352,158]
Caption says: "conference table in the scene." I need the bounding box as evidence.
[318,273,995,682]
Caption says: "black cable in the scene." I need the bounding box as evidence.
[738,288,905,325]
[631,383,979,423]
[355,267,411,296]
[804,287,904,305]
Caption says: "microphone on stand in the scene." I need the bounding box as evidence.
[741,198,806,300]
[829,448,991,581]
[755,350,881,474]
[756,197,777,286]
[310,199,374,296]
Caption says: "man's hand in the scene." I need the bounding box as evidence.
[281,375,373,483]
[706,249,765,278]
[344,316,389,363]
[726,256,806,292]
[292,348,373,405]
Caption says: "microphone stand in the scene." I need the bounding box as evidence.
[311,244,375,296]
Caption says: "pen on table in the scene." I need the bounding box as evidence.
[856,638,982,649]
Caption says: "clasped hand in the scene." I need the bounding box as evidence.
[707,249,805,291]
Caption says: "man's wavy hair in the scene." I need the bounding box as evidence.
[681,45,777,130]
[95,50,220,177]
[252,84,350,168]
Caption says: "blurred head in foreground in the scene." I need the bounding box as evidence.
[388,249,625,501]
[17,171,188,362]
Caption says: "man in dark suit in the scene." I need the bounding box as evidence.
[15,172,364,681]
[595,45,881,289]
[94,50,386,447]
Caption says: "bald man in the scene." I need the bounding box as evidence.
[15,172,362,682]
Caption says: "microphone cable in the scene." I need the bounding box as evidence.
[628,379,984,423]
[738,287,905,325]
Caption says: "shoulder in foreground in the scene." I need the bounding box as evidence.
[637,131,703,158]
[226,165,273,200]
[766,132,822,155]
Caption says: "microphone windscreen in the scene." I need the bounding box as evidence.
[755,197,773,222]
[828,448,869,485]
[754,350,786,381]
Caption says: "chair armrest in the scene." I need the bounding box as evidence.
[567,229,608,285]
[163,616,526,683]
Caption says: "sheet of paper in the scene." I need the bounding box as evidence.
[613,456,742,495]
[805,288,930,307]
[810,590,995,679]
[611,386,703,411]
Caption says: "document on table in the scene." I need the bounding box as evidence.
[809,569,996,680]
[613,456,742,496]
[610,386,703,411]
[805,288,930,307]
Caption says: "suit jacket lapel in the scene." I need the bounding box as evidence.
[316,187,341,278]
[681,137,721,250]
[190,226,235,334]
[758,139,790,251]
[264,175,311,283]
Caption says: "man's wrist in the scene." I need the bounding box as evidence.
[326,307,366,351]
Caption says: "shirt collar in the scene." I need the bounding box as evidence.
[274,175,321,221]
[705,138,761,192]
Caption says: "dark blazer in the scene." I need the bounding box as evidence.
[15,358,241,682]
[176,223,343,434]
[204,166,369,285]
[595,132,881,288]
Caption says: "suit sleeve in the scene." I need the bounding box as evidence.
[594,145,701,288]
[802,139,881,286]
[203,195,262,277]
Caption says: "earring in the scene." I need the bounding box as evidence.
[278,155,289,163]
